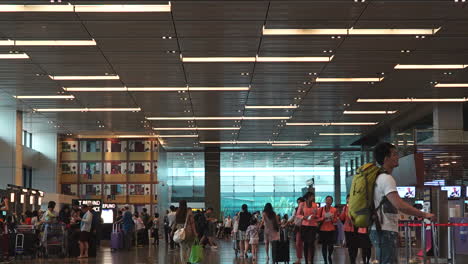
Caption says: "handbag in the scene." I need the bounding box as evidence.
[173,211,189,243]
[188,239,204,263]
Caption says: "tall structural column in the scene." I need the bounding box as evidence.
[333,152,341,205]
[31,133,58,193]
[433,103,464,143]
[0,110,23,188]
[204,147,221,217]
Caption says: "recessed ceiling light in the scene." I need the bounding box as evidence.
[12,40,97,46]
[394,64,467,69]
[357,98,468,103]
[0,5,74,12]
[0,53,29,59]
[34,107,141,112]
[435,83,468,88]
[245,105,298,109]
[271,143,309,146]
[49,75,119,80]
[286,122,378,126]
[14,95,74,99]
[343,110,397,114]
[262,27,441,36]
[315,77,384,82]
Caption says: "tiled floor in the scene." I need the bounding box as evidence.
[13,239,464,264]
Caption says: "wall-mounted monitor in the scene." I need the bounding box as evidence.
[441,186,461,199]
[397,186,416,199]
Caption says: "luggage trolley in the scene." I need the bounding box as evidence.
[42,223,67,258]
[14,225,38,259]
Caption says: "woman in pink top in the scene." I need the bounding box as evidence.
[291,197,305,264]
[297,192,319,264]
[317,196,338,264]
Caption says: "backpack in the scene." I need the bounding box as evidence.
[348,163,385,229]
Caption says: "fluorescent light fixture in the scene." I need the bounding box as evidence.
[271,143,309,146]
[22,189,28,193]
[256,56,333,62]
[0,5,74,12]
[38,197,42,205]
[357,98,468,103]
[273,141,311,144]
[146,116,290,121]
[0,40,15,46]
[0,4,170,13]
[319,133,362,136]
[286,122,378,126]
[39,191,44,197]
[245,105,298,109]
[20,194,25,204]
[157,135,199,138]
[34,107,141,112]
[263,28,348,35]
[64,87,127,92]
[153,127,241,131]
[181,56,333,63]
[29,196,34,205]
[15,40,96,46]
[182,57,256,62]
[435,83,468,88]
[0,53,29,59]
[200,141,236,144]
[14,95,74,99]
[343,110,397,114]
[189,87,250,91]
[200,140,311,145]
[315,77,384,82]
[263,27,441,36]
[74,4,171,12]
[10,193,15,203]
[394,64,467,69]
[31,190,37,194]
[49,75,119,80]
[63,87,248,92]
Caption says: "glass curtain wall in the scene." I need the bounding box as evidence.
[167,152,205,202]
[220,152,351,217]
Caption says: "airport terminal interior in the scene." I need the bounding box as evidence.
[1,0,468,263]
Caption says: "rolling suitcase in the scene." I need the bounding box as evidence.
[271,229,290,264]
[111,224,124,250]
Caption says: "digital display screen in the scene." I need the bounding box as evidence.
[397,186,416,198]
[101,209,114,224]
[441,186,461,198]
[414,200,424,205]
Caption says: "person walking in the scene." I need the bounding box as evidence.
[318,196,338,264]
[224,216,232,239]
[290,197,305,264]
[78,205,93,259]
[238,204,252,259]
[205,208,218,249]
[297,192,319,264]
[163,210,170,244]
[369,143,436,264]
[246,218,260,261]
[167,206,177,249]
[116,206,134,251]
[134,212,145,247]
[173,200,197,264]
[141,208,151,245]
[152,213,160,246]
[261,203,280,261]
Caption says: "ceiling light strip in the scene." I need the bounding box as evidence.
[181,56,333,63]
[50,75,119,80]
[34,107,141,112]
[245,105,298,109]
[343,110,397,114]
[357,98,468,103]
[153,127,241,131]
[0,53,29,59]
[315,77,384,82]
[0,4,171,12]
[14,95,74,99]
[435,83,468,88]
[146,116,290,120]
[286,122,378,126]
[319,133,362,136]
[62,87,249,92]
[262,27,441,36]
[394,64,467,69]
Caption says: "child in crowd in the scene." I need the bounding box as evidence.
[246,218,260,261]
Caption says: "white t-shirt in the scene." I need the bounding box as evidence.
[80,211,93,232]
[372,173,399,233]
[167,212,176,227]
[224,218,232,228]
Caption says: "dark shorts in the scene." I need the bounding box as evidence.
[79,231,90,242]
[319,231,336,245]
[301,226,318,243]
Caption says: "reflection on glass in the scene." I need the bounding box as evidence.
[80,162,101,180]
[61,141,78,152]
[80,140,102,152]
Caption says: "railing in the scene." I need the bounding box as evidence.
[415,129,468,145]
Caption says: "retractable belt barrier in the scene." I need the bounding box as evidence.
[399,220,460,264]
